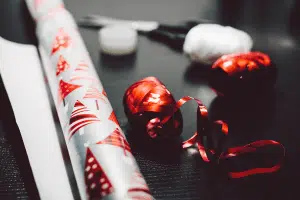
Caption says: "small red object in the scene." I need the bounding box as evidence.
[210,52,277,96]
[56,55,70,76]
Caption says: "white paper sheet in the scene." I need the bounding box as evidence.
[0,36,74,200]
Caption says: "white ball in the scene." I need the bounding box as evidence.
[183,24,253,64]
[98,25,138,56]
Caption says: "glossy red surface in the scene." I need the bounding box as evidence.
[212,52,271,76]
[123,77,182,139]
[210,52,277,96]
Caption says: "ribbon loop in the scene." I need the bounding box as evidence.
[220,140,284,178]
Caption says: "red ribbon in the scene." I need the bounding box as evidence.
[124,77,284,178]
[209,52,277,97]
[221,140,284,178]
[212,51,272,75]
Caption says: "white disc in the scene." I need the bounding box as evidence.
[99,25,138,56]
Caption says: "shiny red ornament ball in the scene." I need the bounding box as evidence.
[123,77,183,139]
[209,52,277,96]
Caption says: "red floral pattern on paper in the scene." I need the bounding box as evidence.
[85,148,113,199]
[97,128,131,156]
[108,111,119,126]
[127,171,152,200]
[69,101,100,139]
[51,28,71,55]
[56,55,70,76]
[58,80,81,103]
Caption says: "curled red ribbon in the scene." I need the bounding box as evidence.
[124,76,284,178]
[123,77,183,139]
[212,51,272,75]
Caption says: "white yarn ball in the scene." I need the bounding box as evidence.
[183,24,253,65]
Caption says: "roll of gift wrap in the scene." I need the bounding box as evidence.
[25,0,153,199]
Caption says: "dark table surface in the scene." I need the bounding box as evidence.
[1,0,300,199]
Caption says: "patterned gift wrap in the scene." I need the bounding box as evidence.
[25,0,153,199]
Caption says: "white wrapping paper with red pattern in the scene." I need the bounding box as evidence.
[25,0,153,199]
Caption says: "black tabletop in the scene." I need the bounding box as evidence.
[1,0,300,200]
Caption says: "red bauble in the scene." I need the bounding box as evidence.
[209,52,277,96]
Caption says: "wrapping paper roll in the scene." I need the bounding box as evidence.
[25,1,153,199]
